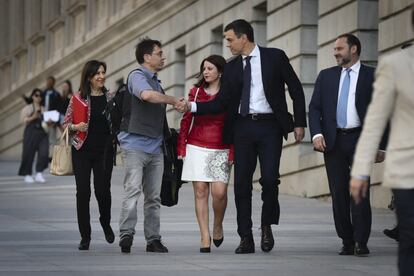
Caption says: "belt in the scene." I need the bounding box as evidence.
[336,127,362,134]
[241,113,277,121]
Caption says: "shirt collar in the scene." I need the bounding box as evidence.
[140,66,159,81]
[242,44,259,60]
[342,60,361,74]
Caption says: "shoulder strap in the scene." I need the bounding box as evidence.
[125,68,142,94]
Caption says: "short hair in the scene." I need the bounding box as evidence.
[337,33,361,56]
[224,19,254,42]
[135,38,162,64]
[47,76,56,83]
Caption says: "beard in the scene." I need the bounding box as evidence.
[336,54,351,67]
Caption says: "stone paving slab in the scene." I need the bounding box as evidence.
[0,161,398,276]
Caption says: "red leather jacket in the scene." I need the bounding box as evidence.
[177,86,233,161]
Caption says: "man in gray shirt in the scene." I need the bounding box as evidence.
[118,38,182,254]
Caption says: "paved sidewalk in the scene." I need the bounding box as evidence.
[0,161,398,276]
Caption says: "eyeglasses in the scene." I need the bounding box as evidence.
[34,94,41,97]
[152,51,163,57]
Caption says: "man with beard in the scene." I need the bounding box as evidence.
[308,33,387,256]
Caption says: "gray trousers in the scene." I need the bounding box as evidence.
[119,149,164,242]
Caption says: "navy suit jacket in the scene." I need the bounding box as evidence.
[196,46,307,144]
[308,64,387,152]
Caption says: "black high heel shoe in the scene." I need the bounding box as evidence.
[213,236,224,248]
[200,237,211,253]
[78,239,90,250]
[200,247,211,253]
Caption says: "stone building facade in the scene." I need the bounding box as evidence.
[0,0,413,207]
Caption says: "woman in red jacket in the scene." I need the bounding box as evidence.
[63,60,115,250]
[177,55,233,253]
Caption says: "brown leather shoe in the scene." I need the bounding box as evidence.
[235,236,255,254]
[261,225,274,252]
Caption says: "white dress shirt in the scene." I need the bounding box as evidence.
[312,60,362,141]
[240,45,273,114]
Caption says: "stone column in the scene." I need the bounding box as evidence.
[266,0,320,197]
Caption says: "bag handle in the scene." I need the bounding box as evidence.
[59,126,70,146]
[188,87,200,133]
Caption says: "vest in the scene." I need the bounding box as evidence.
[120,69,167,138]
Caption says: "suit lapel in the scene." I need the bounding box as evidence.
[355,64,366,105]
[332,66,342,109]
[258,47,269,95]
[233,55,244,94]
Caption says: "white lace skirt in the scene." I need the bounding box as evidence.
[181,144,231,183]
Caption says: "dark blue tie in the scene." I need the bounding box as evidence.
[240,56,252,116]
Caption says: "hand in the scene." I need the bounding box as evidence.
[312,136,326,152]
[294,127,305,144]
[76,122,88,132]
[33,110,41,119]
[350,177,369,204]
[174,98,189,113]
[177,155,185,161]
[46,119,54,126]
[375,151,385,163]
[228,160,234,166]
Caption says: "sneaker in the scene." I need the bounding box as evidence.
[35,172,46,183]
[146,239,168,253]
[24,175,35,183]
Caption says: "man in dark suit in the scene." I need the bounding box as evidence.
[41,76,63,160]
[309,33,386,256]
[181,19,306,254]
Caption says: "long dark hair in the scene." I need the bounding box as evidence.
[22,88,42,104]
[194,55,226,88]
[79,60,107,99]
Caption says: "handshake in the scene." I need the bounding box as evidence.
[173,98,191,113]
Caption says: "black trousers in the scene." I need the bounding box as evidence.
[324,131,371,245]
[18,125,49,176]
[233,117,283,238]
[72,146,113,240]
[393,188,414,276]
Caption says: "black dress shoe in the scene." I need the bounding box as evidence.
[78,239,90,250]
[355,243,370,256]
[119,234,133,253]
[261,225,274,252]
[146,239,168,253]
[339,244,355,255]
[235,236,255,254]
[103,225,115,244]
[383,226,399,241]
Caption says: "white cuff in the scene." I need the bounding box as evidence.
[312,134,323,141]
[190,102,197,113]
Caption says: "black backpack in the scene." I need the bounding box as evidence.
[104,69,141,166]
[106,69,141,144]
